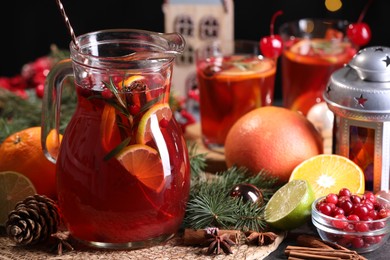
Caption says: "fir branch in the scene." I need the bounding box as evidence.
[184,166,279,232]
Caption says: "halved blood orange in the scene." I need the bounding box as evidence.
[116,144,165,192]
[136,104,173,144]
[100,104,121,152]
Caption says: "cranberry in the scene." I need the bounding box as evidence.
[129,104,141,115]
[351,237,365,248]
[347,214,360,221]
[350,194,362,204]
[352,204,369,219]
[363,192,376,203]
[35,83,45,98]
[355,222,370,232]
[378,208,390,219]
[368,210,378,220]
[339,200,353,215]
[260,10,283,59]
[102,88,114,99]
[339,188,352,197]
[319,203,333,216]
[159,118,169,128]
[333,207,345,217]
[332,214,348,229]
[326,193,339,204]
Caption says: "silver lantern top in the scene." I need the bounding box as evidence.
[324,46,390,121]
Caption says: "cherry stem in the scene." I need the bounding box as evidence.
[357,0,373,23]
[270,10,283,36]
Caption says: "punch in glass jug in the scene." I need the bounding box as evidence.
[41,29,190,249]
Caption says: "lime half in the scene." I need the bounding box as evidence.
[264,179,315,230]
[0,171,37,226]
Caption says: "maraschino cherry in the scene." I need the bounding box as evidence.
[346,0,373,46]
[260,10,283,59]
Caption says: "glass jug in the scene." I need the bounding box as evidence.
[41,29,190,249]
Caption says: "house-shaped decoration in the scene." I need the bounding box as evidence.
[162,0,234,98]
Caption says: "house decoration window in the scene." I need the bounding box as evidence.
[200,16,219,39]
[177,44,194,66]
[174,15,194,37]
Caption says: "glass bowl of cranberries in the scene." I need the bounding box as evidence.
[312,188,390,253]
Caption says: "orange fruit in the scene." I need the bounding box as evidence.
[0,127,59,199]
[289,154,365,199]
[136,104,172,144]
[224,106,323,183]
[100,104,122,152]
[116,144,165,192]
[0,171,37,226]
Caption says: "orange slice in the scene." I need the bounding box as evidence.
[0,171,37,226]
[285,38,352,65]
[218,58,276,80]
[100,104,121,152]
[116,144,165,192]
[289,154,365,199]
[136,104,172,144]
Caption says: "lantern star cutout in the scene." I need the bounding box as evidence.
[354,94,368,108]
[375,47,384,52]
[326,85,332,94]
[383,55,390,67]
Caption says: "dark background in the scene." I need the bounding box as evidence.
[0,0,388,99]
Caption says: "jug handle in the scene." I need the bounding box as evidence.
[41,59,73,164]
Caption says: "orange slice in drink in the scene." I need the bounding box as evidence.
[218,58,276,80]
[289,154,365,199]
[116,144,165,192]
[285,38,352,65]
[100,104,121,152]
[136,104,172,144]
[0,171,37,226]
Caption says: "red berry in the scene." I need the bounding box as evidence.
[352,204,369,219]
[102,88,114,99]
[319,203,333,216]
[350,194,362,204]
[378,208,390,219]
[351,237,365,248]
[260,10,283,59]
[333,207,345,217]
[332,214,348,229]
[129,104,141,115]
[326,193,339,204]
[347,214,360,221]
[339,200,353,215]
[355,222,370,232]
[35,83,45,98]
[339,188,351,197]
[159,118,169,128]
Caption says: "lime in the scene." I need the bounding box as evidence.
[0,171,37,226]
[264,179,315,230]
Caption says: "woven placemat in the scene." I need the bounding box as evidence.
[0,231,285,260]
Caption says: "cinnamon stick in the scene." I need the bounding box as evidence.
[182,228,241,245]
[296,235,334,249]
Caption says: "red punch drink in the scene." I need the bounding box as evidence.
[280,19,358,116]
[41,29,189,249]
[196,41,276,152]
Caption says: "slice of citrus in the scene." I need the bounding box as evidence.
[100,104,122,152]
[136,104,172,144]
[116,144,165,192]
[0,171,37,226]
[289,154,365,199]
[285,38,351,65]
[218,58,276,80]
[119,75,145,89]
[264,179,315,230]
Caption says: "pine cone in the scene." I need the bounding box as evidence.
[5,194,60,245]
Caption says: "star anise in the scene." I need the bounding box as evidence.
[245,231,277,246]
[203,227,235,255]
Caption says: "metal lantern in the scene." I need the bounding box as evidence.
[324,46,390,193]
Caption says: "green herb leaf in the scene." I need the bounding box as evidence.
[103,137,131,161]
